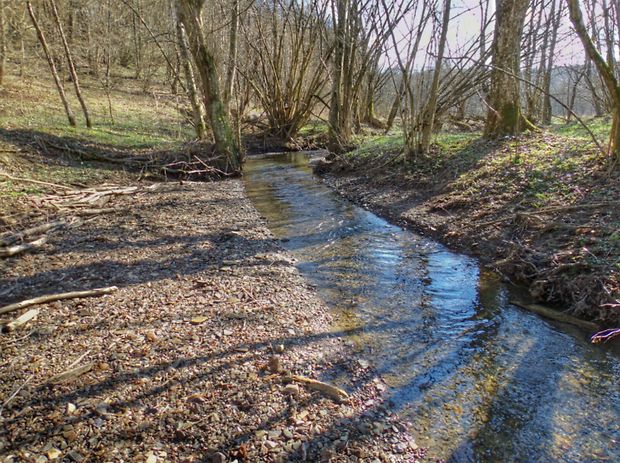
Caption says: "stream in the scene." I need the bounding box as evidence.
[243,152,620,463]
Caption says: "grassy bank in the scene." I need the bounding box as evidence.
[319,124,620,325]
[0,67,193,223]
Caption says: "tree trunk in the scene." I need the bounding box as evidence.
[542,0,562,124]
[328,0,348,152]
[568,0,620,162]
[484,0,529,137]
[418,0,451,154]
[49,0,92,128]
[385,78,405,133]
[175,11,207,139]
[0,0,5,87]
[27,1,77,127]
[223,0,239,111]
[177,0,240,172]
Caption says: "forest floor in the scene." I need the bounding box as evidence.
[317,128,620,325]
[1,75,425,462]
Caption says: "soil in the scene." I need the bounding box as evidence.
[0,165,425,462]
[316,133,620,326]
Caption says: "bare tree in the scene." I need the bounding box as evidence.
[417,0,451,154]
[175,7,208,139]
[27,1,77,127]
[568,0,620,163]
[241,0,331,141]
[541,0,563,124]
[177,0,240,172]
[484,0,530,136]
[0,0,5,87]
[223,0,239,111]
[49,0,92,128]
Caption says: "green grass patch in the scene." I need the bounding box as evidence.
[0,72,192,151]
[550,116,612,143]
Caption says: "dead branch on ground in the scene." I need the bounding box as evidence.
[0,286,119,316]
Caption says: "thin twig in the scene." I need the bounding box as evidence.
[0,375,34,417]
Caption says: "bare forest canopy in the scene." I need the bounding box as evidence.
[1,0,620,168]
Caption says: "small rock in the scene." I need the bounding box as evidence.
[67,450,84,462]
[395,443,408,453]
[274,344,285,353]
[35,456,48,463]
[66,403,76,415]
[190,316,208,325]
[145,452,157,463]
[210,452,226,463]
[357,359,370,369]
[223,329,233,336]
[95,402,109,416]
[282,384,299,396]
[46,448,62,460]
[283,429,293,439]
[97,362,110,371]
[62,430,77,442]
[268,356,281,373]
[268,429,282,439]
[264,441,278,450]
[145,330,158,342]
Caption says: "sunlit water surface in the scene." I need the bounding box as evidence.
[243,152,620,463]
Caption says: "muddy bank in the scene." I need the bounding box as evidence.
[316,135,620,325]
[0,179,422,462]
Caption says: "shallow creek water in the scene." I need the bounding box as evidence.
[243,152,620,463]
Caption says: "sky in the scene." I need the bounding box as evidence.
[383,0,590,71]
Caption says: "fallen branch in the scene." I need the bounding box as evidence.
[3,309,39,332]
[0,172,73,191]
[510,300,599,331]
[48,362,95,384]
[75,207,117,216]
[0,219,67,246]
[0,286,119,316]
[284,374,350,402]
[0,236,47,258]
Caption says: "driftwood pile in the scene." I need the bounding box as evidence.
[33,137,238,179]
[1,184,159,259]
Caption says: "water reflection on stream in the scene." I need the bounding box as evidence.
[243,152,619,463]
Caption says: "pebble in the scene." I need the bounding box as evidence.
[264,441,278,450]
[95,402,109,416]
[190,316,208,325]
[66,403,76,415]
[46,448,61,460]
[395,442,408,453]
[357,359,370,369]
[62,429,77,442]
[211,452,226,463]
[282,384,299,396]
[268,356,281,373]
[67,450,84,462]
[268,429,282,439]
